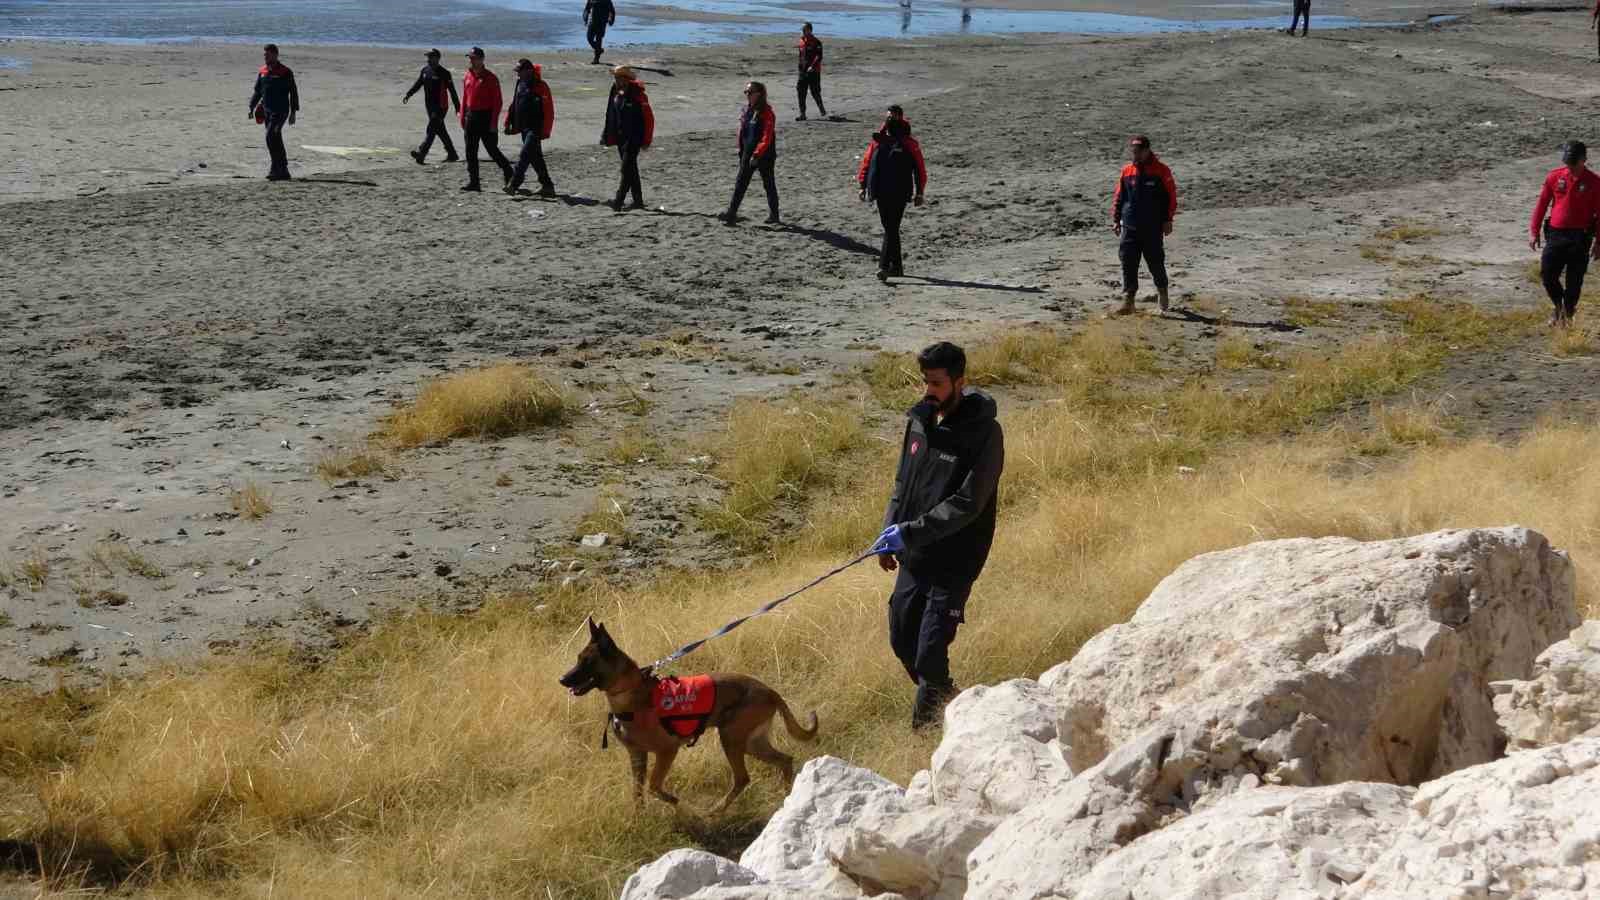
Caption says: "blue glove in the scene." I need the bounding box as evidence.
[871,524,905,555]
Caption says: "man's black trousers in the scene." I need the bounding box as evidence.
[727,155,778,220]
[878,193,909,275]
[588,22,608,54]
[510,129,553,191]
[1289,0,1310,34]
[418,109,457,160]
[797,71,825,116]
[1541,225,1592,316]
[463,110,511,187]
[263,111,289,177]
[887,566,969,727]
[615,144,643,207]
[1119,227,1168,296]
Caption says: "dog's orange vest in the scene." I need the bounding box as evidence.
[653,674,716,740]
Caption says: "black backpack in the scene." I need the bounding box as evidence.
[868,135,914,201]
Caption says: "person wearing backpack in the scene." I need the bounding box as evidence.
[719,81,779,226]
[857,106,927,280]
[504,58,556,197]
[601,65,654,211]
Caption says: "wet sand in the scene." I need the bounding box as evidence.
[5,8,1600,684]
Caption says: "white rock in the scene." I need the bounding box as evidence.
[1043,527,1577,792]
[930,678,1071,815]
[904,770,932,809]
[1494,619,1600,750]
[620,849,760,900]
[580,532,609,548]
[738,756,903,888]
[1349,737,1600,899]
[826,805,998,900]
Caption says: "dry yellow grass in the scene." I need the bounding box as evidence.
[1282,297,1342,328]
[1214,335,1286,371]
[380,364,571,448]
[12,550,51,591]
[314,444,392,482]
[88,541,166,580]
[229,481,273,520]
[1552,324,1598,357]
[605,426,665,465]
[0,301,1582,900]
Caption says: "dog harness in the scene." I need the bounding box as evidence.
[602,674,717,749]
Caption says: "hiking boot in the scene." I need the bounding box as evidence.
[765,213,781,225]
[1158,289,1170,313]
[443,153,461,162]
[460,182,481,192]
[538,184,557,198]
[628,200,647,211]
[876,268,890,282]
[504,184,520,196]
[1115,294,1136,316]
[719,211,738,226]
[409,149,426,165]
[795,113,807,122]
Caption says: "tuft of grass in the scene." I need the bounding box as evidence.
[380,364,571,448]
[1353,402,1453,457]
[90,542,165,580]
[13,550,50,591]
[230,481,274,520]
[606,426,664,465]
[1215,335,1286,371]
[575,486,632,547]
[0,611,12,628]
[314,444,392,483]
[1552,325,1598,357]
[494,472,515,488]
[699,397,868,549]
[1282,297,1342,328]
[1375,222,1444,243]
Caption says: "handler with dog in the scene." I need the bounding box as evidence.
[873,341,1005,730]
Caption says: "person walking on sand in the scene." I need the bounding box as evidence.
[504,59,557,197]
[404,49,461,164]
[795,22,827,121]
[1111,134,1177,315]
[857,106,926,280]
[458,47,514,193]
[872,341,1004,730]
[1592,0,1599,62]
[584,0,617,65]
[247,44,299,181]
[720,81,779,226]
[1530,141,1600,328]
[1287,0,1310,36]
[601,65,653,212]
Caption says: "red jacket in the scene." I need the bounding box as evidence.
[739,103,776,159]
[798,34,823,74]
[460,67,504,127]
[1531,165,1600,237]
[857,121,927,194]
[1112,157,1178,229]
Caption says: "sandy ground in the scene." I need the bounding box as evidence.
[5,8,1600,686]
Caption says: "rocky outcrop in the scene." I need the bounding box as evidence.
[623,528,1587,900]
[928,678,1070,816]
[1493,619,1600,750]
[1042,527,1576,791]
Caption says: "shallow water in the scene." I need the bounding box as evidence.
[0,0,1393,48]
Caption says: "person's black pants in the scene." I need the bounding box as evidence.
[877,193,909,274]
[463,110,511,187]
[418,109,457,160]
[263,111,289,177]
[615,144,643,207]
[1289,0,1310,34]
[797,71,825,117]
[588,22,607,57]
[887,567,970,728]
[1119,227,1168,296]
[510,129,553,191]
[727,154,778,219]
[1541,226,1592,316]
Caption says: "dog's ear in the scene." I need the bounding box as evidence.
[586,615,601,644]
[595,622,616,651]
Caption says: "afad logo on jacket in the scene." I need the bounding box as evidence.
[910,439,921,455]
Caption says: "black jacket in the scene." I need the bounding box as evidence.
[508,77,546,134]
[248,63,299,116]
[404,63,458,115]
[603,82,647,148]
[883,389,1004,584]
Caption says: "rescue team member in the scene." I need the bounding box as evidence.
[584,0,617,65]
[872,341,1004,730]
[458,47,514,193]
[601,65,654,212]
[857,106,927,280]
[247,44,299,181]
[504,59,557,197]
[403,48,461,164]
[1530,141,1600,327]
[720,81,780,226]
[1593,0,1599,63]
[796,22,827,121]
[1111,134,1178,315]
[1287,0,1310,36]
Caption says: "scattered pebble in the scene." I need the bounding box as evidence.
[580,532,609,548]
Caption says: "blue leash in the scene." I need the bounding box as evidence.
[643,548,879,673]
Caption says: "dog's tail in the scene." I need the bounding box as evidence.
[777,697,819,742]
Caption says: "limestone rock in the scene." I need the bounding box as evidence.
[905,770,933,809]
[621,849,760,900]
[1349,737,1600,899]
[737,755,904,894]
[1043,527,1577,791]
[826,805,999,900]
[1494,619,1600,750]
[930,678,1072,815]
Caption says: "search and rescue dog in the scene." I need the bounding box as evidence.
[560,617,820,812]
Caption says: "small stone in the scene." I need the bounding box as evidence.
[580,532,609,548]
[434,563,452,577]
[393,549,411,559]
[246,557,261,568]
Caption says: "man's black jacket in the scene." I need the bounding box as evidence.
[882,388,1004,584]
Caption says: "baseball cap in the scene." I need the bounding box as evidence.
[1129,135,1152,149]
[467,46,485,59]
[426,48,441,58]
[1563,141,1587,164]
